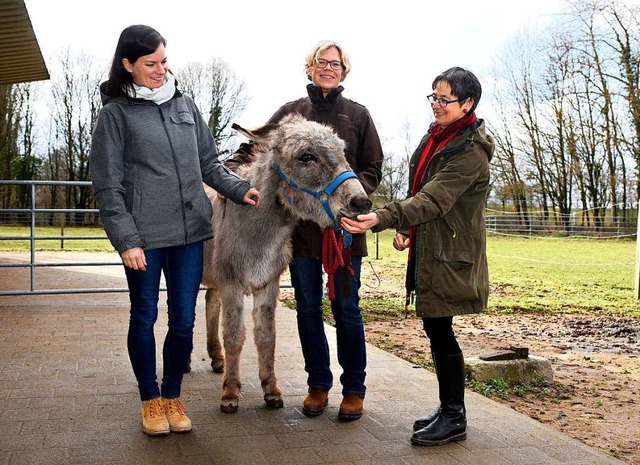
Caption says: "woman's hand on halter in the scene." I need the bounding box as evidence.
[341,212,379,234]
[121,247,147,271]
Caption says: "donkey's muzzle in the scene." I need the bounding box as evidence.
[351,197,372,214]
[339,197,373,220]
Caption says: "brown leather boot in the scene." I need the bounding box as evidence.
[302,389,329,417]
[141,398,170,436]
[162,397,192,433]
[338,393,364,422]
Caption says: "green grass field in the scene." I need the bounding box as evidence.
[2,225,639,316]
[366,230,640,317]
[0,225,114,252]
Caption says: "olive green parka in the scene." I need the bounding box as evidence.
[374,119,494,318]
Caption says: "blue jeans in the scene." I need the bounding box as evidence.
[124,241,203,401]
[290,256,366,396]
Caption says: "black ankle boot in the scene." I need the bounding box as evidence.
[411,406,467,445]
[413,406,441,431]
[412,352,467,446]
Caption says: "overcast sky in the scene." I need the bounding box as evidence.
[25,0,565,156]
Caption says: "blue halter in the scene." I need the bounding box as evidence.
[274,162,357,247]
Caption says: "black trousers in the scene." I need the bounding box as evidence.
[422,317,461,355]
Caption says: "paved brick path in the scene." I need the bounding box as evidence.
[0,252,622,464]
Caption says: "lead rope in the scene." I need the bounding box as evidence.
[322,228,354,300]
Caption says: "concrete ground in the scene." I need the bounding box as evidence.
[0,252,623,464]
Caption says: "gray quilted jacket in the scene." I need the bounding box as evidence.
[90,84,250,254]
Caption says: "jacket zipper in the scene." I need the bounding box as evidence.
[158,105,189,244]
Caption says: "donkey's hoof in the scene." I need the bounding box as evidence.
[211,360,224,373]
[220,401,238,413]
[264,395,284,409]
[220,398,238,413]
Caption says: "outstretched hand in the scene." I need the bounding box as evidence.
[341,212,379,234]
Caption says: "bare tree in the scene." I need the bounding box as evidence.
[49,49,101,223]
[540,32,576,226]
[12,83,42,209]
[599,1,640,206]
[377,152,408,202]
[0,84,20,209]
[175,58,249,158]
[488,0,640,230]
[0,82,42,210]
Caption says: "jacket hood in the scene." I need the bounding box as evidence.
[99,81,116,106]
[449,119,494,162]
[474,120,495,162]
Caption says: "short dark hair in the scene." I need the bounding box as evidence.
[432,67,482,113]
[106,25,167,97]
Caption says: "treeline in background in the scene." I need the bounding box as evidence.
[1,1,639,237]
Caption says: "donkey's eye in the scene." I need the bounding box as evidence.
[299,152,317,163]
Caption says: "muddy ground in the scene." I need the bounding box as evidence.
[364,311,640,464]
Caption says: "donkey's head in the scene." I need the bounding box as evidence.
[233,114,372,228]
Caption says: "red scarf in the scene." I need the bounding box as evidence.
[405,112,477,300]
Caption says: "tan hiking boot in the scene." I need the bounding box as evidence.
[302,389,329,417]
[141,398,170,436]
[162,397,192,433]
[338,393,364,422]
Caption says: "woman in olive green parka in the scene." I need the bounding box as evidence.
[342,67,494,447]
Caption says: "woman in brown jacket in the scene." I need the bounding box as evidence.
[342,67,494,446]
[237,40,383,421]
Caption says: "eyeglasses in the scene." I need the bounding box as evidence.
[427,93,462,107]
[315,58,344,71]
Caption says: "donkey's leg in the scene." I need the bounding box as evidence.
[253,280,283,409]
[220,283,246,413]
[205,287,225,373]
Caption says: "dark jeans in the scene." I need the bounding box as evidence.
[124,241,203,401]
[290,256,366,396]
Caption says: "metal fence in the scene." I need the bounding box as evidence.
[1,180,638,295]
[485,208,637,238]
[0,180,127,296]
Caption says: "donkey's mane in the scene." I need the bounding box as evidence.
[224,142,260,173]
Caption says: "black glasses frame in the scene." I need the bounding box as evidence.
[315,58,344,71]
[427,93,462,107]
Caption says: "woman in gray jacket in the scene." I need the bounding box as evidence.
[90,24,260,437]
[342,67,493,447]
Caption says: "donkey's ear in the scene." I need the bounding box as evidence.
[232,122,279,142]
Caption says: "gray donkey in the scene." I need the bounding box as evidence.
[199,113,372,413]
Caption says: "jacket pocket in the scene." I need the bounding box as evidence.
[132,188,142,220]
[170,112,195,125]
[431,249,478,303]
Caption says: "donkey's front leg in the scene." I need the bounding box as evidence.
[220,283,246,413]
[205,287,225,373]
[253,280,283,409]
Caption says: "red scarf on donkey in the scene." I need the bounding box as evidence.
[404,112,477,313]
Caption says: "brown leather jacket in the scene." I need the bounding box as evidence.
[267,84,384,257]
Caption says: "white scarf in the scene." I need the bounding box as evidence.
[127,72,176,105]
